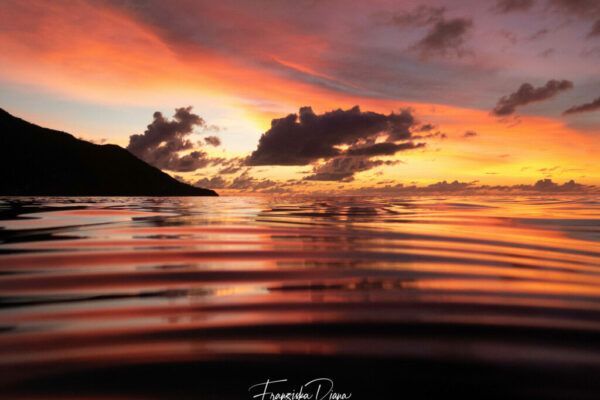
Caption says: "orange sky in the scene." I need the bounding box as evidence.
[1,0,599,193]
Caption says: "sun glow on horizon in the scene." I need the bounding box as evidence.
[1,0,599,193]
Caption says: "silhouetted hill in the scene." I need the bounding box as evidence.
[0,109,217,196]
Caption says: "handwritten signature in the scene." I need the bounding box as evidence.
[249,378,352,400]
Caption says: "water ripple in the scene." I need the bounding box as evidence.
[1,196,600,398]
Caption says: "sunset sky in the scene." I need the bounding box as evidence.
[1,0,599,193]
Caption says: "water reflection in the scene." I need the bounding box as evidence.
[1,196,600,398]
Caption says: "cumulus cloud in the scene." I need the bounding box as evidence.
[491,79,573,116]
[412,17,473,59]
[563,95,600,114]
[304,157,400,182]
[245,105,429,181]
[204,136,221,146]
[247,106,421,166]
[494,0,536,13]
[127,107,222,172]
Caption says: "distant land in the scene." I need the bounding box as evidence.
[0,109,217,196]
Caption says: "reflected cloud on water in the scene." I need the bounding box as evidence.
[1,195,600,398]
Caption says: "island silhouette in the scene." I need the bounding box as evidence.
[0,108,217,196]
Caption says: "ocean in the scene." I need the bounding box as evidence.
[1,195,600,399]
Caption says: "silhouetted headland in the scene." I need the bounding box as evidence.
[0,109,217,196]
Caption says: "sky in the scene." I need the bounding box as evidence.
[1,0,599,194]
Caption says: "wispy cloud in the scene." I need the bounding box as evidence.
[492,80,573,116]
[563,96,600,115]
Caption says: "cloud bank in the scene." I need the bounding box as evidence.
[244,105,429,181]
[344,179,595,195]
[304,158,401,182]
[194,169,277,191]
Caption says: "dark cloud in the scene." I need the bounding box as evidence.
[160,150,211,172]
[389,4,474,60]
[304,157,400,182]
[193,176,228,189]
[530,29,549,40]
[491,79,574,116]
[344,179,594,195]
[563,95,600,114]
[204,136,221,146]
[229,172,277,190]
[128,107,202,156]
[529,179,586,192]
[197,175,595,194]
[194,170,278,191]
[413,131,447,140]
[412,17,473,59]
[547,0,600,16]
[218,165,242,175]
[97,0,513,113]
[424,180,474,192]
[494,0,536,13]
[127,107,211,172]
[588,20,600,37]
[218,165,242,174]
[463,130,478,138]
[389,5,446,28]
[342,180,476,195]
[417,123,436,132]
[547,0,600,37]
[346,142,424,157]
[208,157,244,174]
[246,106,420,166]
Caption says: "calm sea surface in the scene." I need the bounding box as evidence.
[1,196,600,399]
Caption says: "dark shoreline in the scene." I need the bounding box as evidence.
[0,108,218,197]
